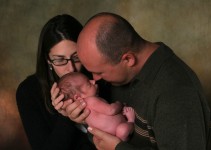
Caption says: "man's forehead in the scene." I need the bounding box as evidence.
[78,43,106,62]
[83,59,106,73]
[78,19,99,43]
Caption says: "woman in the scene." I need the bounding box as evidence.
[16,14,96,150]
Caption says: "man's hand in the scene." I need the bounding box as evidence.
[88,127,121,150]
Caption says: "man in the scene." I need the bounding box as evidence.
[53,12,210,150]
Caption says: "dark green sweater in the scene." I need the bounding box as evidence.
[110,43,210,150]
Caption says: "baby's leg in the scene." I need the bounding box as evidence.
[123,107,135,123]
[116,122,134,141]
[116,107,135,141]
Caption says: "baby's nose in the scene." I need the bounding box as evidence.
[90,80,96,85]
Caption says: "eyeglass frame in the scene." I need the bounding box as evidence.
[48,51,80,72]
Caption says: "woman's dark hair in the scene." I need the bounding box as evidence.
[36,14,83,112]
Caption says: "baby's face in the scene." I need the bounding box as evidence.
[80,79,98,98]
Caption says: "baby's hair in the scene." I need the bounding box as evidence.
[58,72,87,101]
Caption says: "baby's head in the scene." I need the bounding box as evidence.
[58,72,98,101]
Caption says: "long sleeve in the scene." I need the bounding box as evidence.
[152,88,208,150]
[16,75,95,150]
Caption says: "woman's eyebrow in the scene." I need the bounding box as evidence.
[51,52,77,57]
[51,55,64,57]
[71,51,77,56]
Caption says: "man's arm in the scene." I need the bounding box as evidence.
[153,88,208,150]
[88,127,155,150]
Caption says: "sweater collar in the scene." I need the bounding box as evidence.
[131,42,174,86]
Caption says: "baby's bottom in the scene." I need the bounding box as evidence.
[116,122,134,141]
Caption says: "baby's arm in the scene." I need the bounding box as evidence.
[85,97,123,116]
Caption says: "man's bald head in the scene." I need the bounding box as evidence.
[78,12,146,64]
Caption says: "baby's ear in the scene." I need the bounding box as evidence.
[73,94,81,101]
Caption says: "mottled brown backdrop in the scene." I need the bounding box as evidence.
[0,0,210,149]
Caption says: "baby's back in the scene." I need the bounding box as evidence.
[84,96,126,135]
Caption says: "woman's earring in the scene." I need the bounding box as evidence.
[49,64,53,70]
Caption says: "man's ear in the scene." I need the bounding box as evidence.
[121,52,136,67]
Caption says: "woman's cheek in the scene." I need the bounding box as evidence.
[53,67,66,77]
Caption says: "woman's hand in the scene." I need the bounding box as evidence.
[65,99,90,123]
[51,82,71,116]
[88,127,121,150]
[51,82,90,123]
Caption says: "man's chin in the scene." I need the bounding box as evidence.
[110,80,130,86]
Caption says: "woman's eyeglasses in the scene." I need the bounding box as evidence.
[49,52,80,66]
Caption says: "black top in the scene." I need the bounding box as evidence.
[16,74,97,150]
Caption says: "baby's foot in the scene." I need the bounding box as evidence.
[123,107,135,122]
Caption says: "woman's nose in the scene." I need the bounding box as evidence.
[66,61,76,72]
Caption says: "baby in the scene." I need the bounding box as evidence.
[58,72,135,141]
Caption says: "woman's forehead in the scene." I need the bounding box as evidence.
[50,40,77,55]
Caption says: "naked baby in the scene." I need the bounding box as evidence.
[58,72,135,141]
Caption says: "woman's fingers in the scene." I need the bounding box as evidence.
[66,100,90,123]
[72,108,90,123]
[51,84,60,101]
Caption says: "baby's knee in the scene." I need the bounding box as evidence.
[116,123,134,141]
